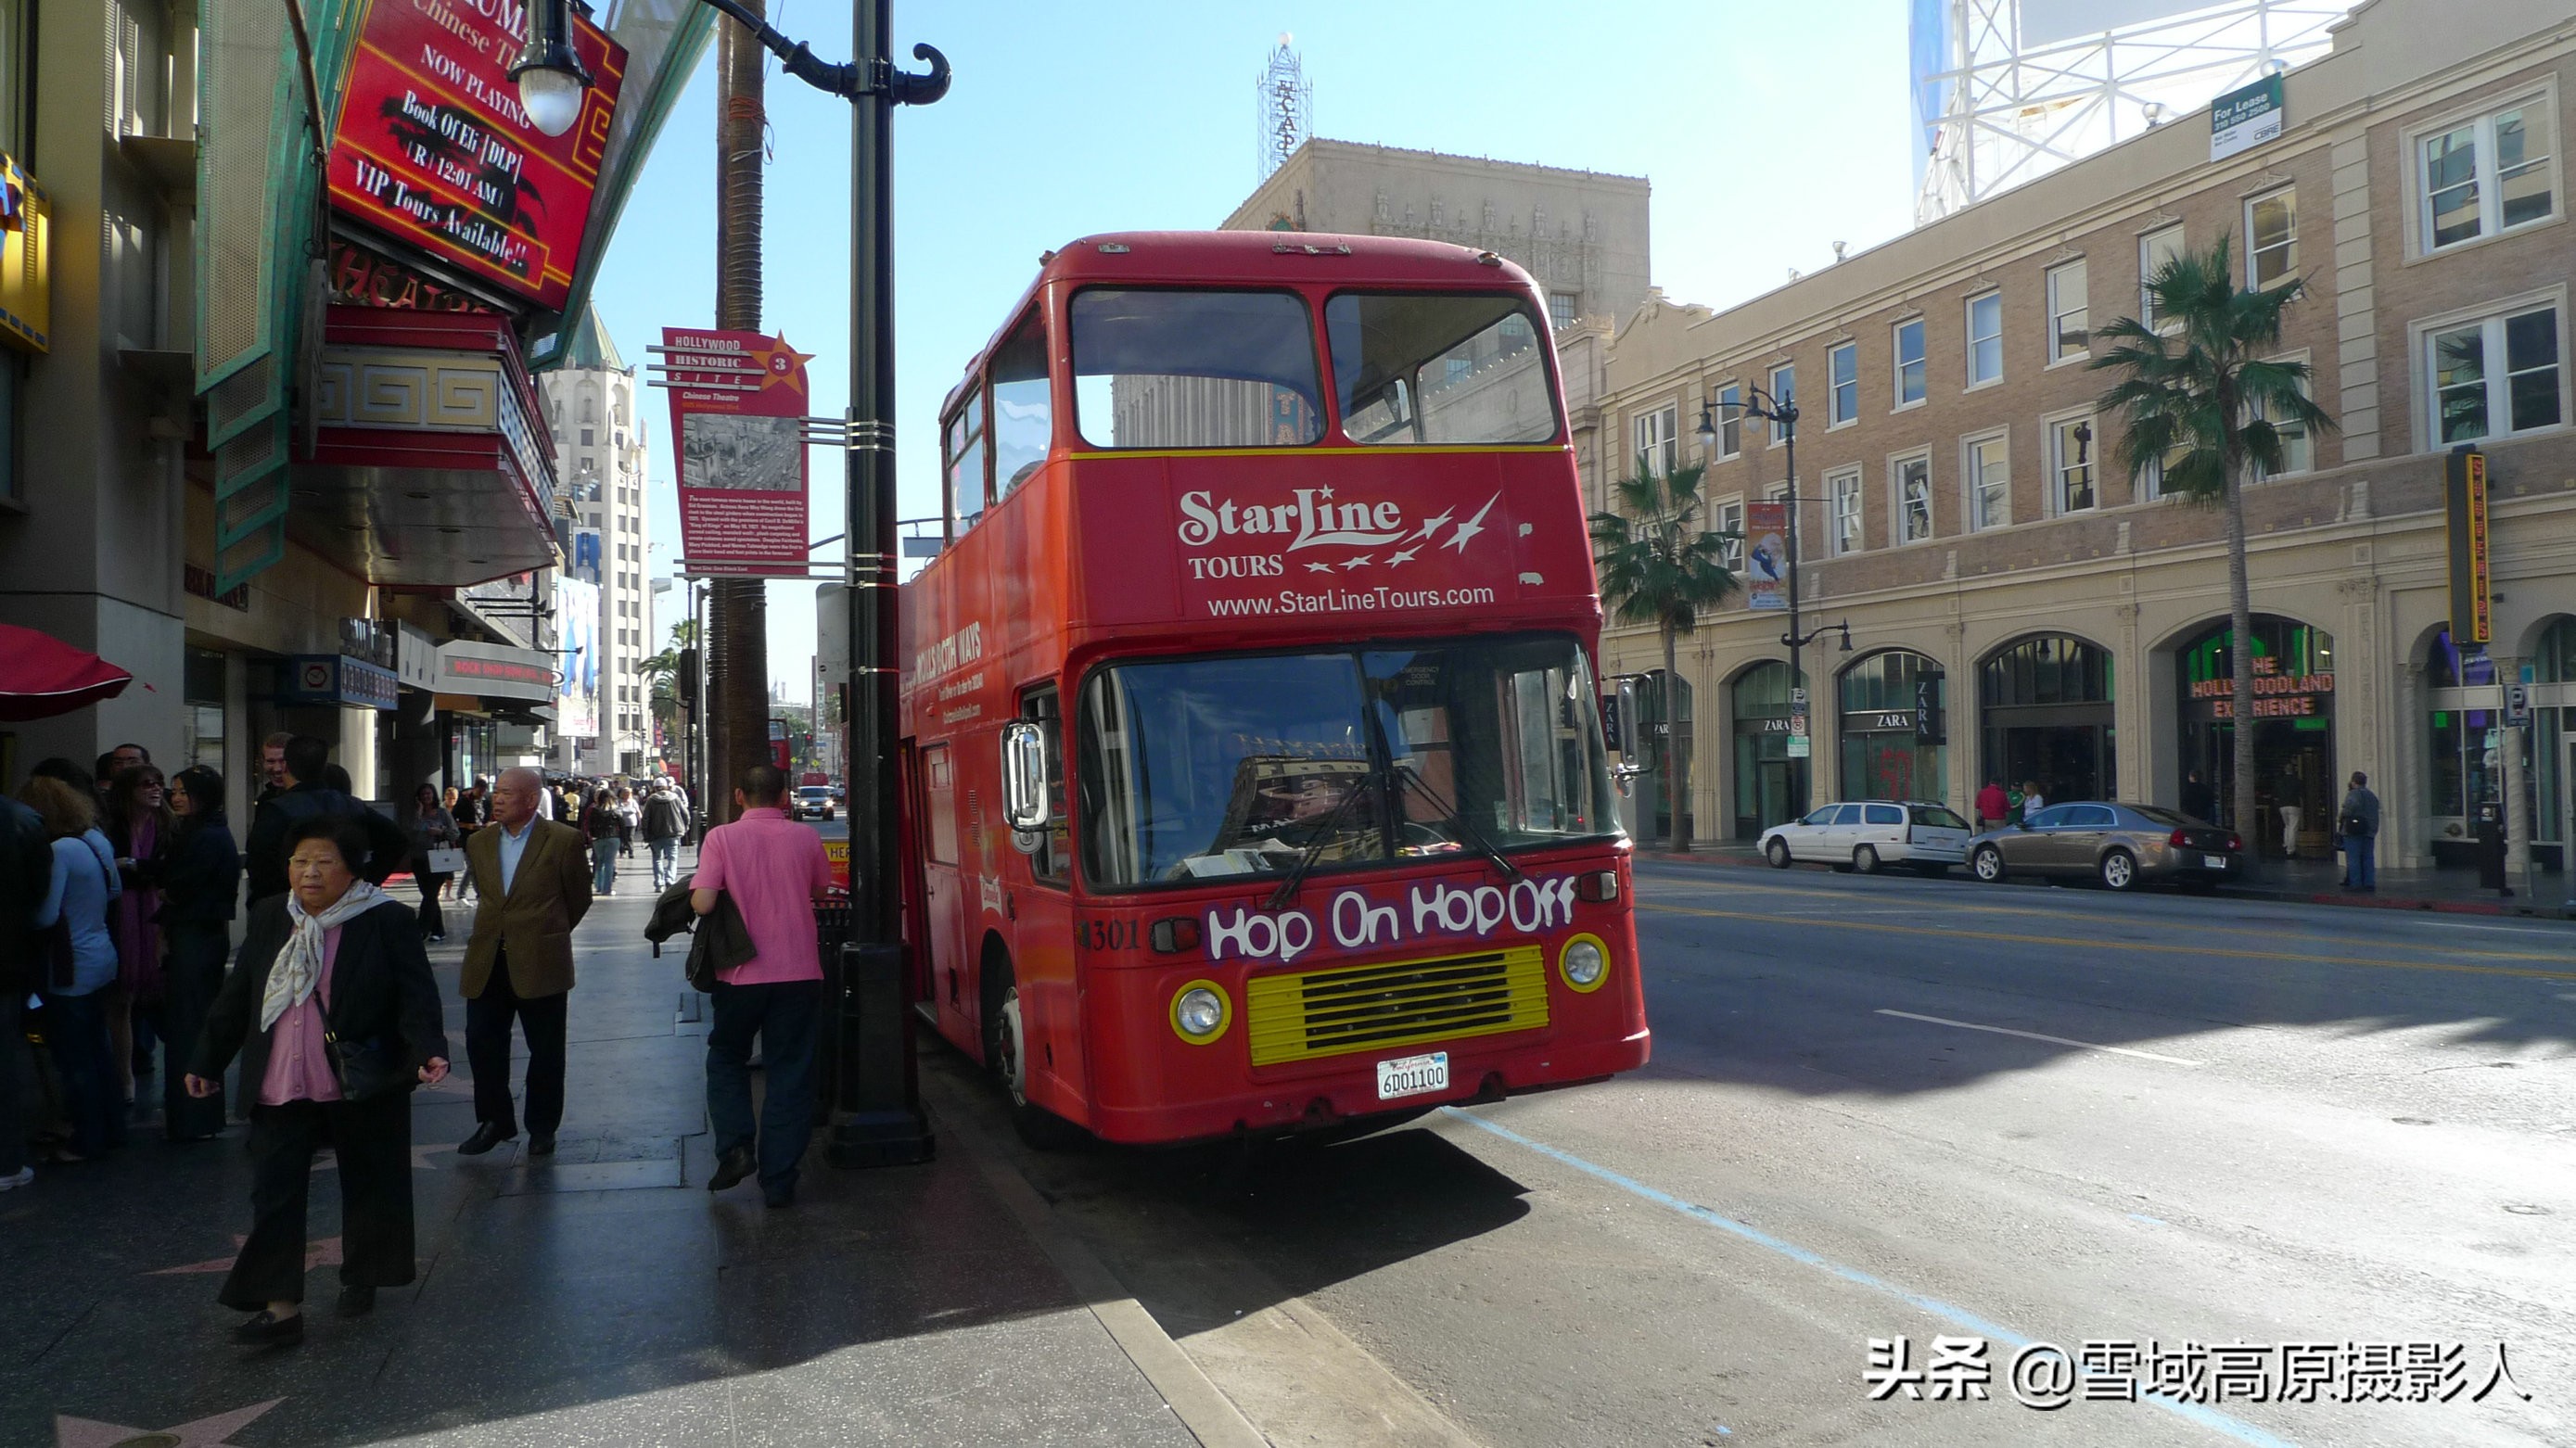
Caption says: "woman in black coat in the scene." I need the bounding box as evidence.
[148,766,241,1140]
[185,816,450,1345]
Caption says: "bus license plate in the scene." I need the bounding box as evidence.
[1376,1051,1448,1101]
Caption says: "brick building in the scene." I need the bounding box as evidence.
[1589,0,2575,882]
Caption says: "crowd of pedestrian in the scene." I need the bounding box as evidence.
[0,736,755,1349]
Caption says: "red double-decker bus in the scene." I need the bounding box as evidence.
[900,231,1646,1146]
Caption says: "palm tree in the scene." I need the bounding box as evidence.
[2091,233,2335,872]
[640,618,698,774]
[1589,456,1741,853]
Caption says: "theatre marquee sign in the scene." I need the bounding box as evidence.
[2187,655,2333,719]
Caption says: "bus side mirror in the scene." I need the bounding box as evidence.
[1001,721,1049,832]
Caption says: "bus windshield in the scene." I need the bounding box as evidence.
[1077,634,1618,888]
[1326,292,1557,446]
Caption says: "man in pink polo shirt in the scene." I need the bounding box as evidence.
[693,762,835,1207]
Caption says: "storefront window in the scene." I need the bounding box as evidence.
[1631,668,1694,846]
[182,648,227,771]
[2422,626,2505,866]
[2174,616,2334,855]
[2519,617,2570,860]
[1838,651,1946,802]
[1729,660,1805,840]
[1979,635,2113,803]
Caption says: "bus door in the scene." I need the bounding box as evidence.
[916,741,973,1045]
[1009,685,1083,1109]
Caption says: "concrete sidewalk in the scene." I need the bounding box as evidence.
[7,849,1224,1447]
[1647,841,2572,919]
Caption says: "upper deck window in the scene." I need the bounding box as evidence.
[1327,293,1558,446]
[1069,289,1323,449]
[989,308,1051,498]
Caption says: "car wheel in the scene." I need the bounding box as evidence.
[1854,845,1881,874]
[1971,845,2006,883]
[1766,838,1792,869]
[2098,849,2138,892]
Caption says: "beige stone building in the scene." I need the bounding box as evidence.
[1224,139,1651,335]
[1589,0,2576,883]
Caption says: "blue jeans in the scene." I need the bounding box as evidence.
[2341,833,2376,887]
[591,837,618,895]
[706,979,822,1189]
[42,989,122,1157]
[649,836,678,889]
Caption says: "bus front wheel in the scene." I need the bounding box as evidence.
[982,952,1087,1151]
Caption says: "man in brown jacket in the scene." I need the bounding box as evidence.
[457,767,592,1156]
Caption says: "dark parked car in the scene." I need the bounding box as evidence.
[1965,802,2242,892]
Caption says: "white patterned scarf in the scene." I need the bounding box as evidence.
[259,881,392,1030]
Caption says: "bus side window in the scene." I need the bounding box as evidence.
[990,308,1052,502]
[1022,687,1068,885]
[944,385,988,538]
[923,744,958,865]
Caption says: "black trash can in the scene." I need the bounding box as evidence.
[812,899,853,1106]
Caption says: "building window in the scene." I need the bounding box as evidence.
[1893,452,1932,543]
[1827,342,1858,426]
[1767,364,1795,444]
[2428,302,2563,444]
[1548,293,1576,330]
[2247,189,2298,289]
[2250,366,2315,479]
[1713,382,1742,459]
[1893,319,1926,406]
[2048,416,2097,514]
[2047,260,2088,362]
[1633,404,1677,476]
[2140,224,2185,329]
[1715,497,1744,571]
[580,427,594,446]
[2139,436,2192,502]
[1966,431,2009,530]
[2420,101,2557,252]
[1826,468,1862,554]
[1965,292,2003,387]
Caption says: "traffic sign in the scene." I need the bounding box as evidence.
[1787,733,1811,759]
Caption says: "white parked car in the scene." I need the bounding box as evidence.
[1757,800,1975,876]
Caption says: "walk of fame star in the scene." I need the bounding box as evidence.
[55,1396,282,1447]
[149,1237,339,1276]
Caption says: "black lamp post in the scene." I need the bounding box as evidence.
[1696,385,1850,816]
[518,0,948,1166]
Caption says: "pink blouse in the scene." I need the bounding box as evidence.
[258,923,344,1106]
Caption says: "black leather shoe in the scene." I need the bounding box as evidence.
[337,1285,376,1316]
[529,1133,556,1157]
[708,1145,757,1192]
[232,1309,303,1345]
[456,1123,516,1156]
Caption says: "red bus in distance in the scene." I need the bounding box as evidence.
[901,231,1647,1147]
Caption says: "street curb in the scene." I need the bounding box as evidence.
[1632,848,2573,921]
[937,1103,1270,1448]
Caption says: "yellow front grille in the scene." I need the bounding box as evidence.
[1243,946,1550,1067]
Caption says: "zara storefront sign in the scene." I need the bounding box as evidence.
[2210,74,2285,163]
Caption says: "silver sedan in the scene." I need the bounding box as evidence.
[1964,802,2243,892]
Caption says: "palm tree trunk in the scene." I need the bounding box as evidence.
[1663,622,1683,854]
[2224,465,2261,879]
[706,5,768,825]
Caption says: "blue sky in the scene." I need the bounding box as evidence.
[589,1,1919,698]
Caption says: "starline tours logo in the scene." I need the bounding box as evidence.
[1176,487,1501,581]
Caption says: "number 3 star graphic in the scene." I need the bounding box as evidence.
[55,1397,283,1447]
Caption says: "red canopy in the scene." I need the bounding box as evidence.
[0,623,134,721]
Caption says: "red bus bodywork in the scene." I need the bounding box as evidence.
[899,232,1648,1145]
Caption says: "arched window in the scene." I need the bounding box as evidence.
[1839,651,1946,802]
[1728,661,1805,840]
[1979,634,2114,802]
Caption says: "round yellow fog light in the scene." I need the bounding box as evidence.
[1560,934,1610,993]
[1170,980,1231,1044]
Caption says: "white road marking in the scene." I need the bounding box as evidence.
[1876,1008,2206,1067]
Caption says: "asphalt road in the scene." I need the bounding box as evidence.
[949,857,2576,1448]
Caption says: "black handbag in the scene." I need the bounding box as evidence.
[323,1027,410,1101]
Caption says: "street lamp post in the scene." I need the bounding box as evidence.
[516,0,947,1166]
[1696,386,1850,817]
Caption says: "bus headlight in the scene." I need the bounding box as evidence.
[1560,934,1609,992]
[1170,982,1231,1044]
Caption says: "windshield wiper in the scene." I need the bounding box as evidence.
[1394,763,1522,883]
[1265,765,1384,910]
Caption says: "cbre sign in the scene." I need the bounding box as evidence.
[326,0,628,311]
[2210,74,2285,163]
